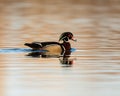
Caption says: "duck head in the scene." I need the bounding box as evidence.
[59,32,76,42]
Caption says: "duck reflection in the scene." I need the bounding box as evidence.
[26,48,74,67]
[59,50,74,67]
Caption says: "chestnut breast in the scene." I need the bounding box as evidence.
[62,42,71,50]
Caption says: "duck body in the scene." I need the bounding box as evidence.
[24,32,76,56]
[25,41,71,55]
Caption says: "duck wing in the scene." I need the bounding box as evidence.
[24,42,60,50]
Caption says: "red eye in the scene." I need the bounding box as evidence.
[68,34,72,39]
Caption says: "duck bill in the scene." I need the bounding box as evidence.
[71,38,77,42]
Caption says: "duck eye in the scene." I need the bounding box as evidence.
[68,34,73,39]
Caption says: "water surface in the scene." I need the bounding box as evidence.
[0,1,120,96]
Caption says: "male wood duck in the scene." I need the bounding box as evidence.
[24,32,76,56]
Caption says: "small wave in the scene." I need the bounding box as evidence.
[0,48,45,53]
[0,48,76,54]
[70,48,76,52]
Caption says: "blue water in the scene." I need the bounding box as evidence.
[0,48,76,53]
[0,48,32,53]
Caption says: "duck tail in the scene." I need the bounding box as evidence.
[24,43,42,49]
[24,43,34,48]
[24,43,31,46]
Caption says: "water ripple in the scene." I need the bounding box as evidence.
[0,48,76,53]
[0,48,40,53]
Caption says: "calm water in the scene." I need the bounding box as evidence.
[0,1,120,96]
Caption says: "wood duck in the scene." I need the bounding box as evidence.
[24,32,76,56]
